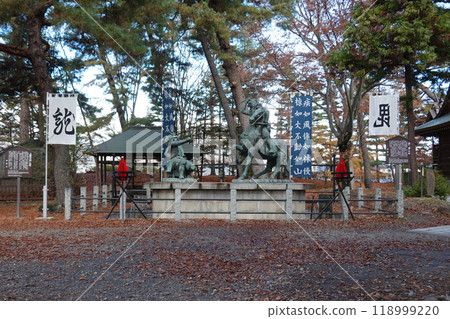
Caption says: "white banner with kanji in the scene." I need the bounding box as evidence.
[48,93,78,145]
[369,93,399,136]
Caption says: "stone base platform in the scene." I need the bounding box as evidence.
[144,182,315,221]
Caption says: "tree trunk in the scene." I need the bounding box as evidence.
[199,33,238,142]
[19,93,30,144]
[36,102,45,142]
[404,64,418,184]
[78,100,99,184]
[208,97,216,175]
[324,79,354,161]
[215,33,248,131]
[98,45,127,131]
[337,121,353,166]
[358,112,373,188]
[28,10,70,205]
[337,117,354,173]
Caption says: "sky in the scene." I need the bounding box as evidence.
[78,66,150,134]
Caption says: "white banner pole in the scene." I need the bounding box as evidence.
[42,93,49,219]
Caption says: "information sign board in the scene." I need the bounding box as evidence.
[5,146,33,178]
[386,136,411,164]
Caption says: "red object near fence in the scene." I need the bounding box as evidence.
[117,157,128,181]
[335,160,347,178]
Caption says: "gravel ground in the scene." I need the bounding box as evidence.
[0,201,449,301]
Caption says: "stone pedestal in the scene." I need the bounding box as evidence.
[145,182,314,220]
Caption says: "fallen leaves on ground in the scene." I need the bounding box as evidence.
[0,196,448,301]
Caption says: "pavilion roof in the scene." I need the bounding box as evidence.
[89,126,203,157]
[415,89,450,137]
[415,113,450,136]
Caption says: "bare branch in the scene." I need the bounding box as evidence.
[417,83,439,102]
[0,43,30,59]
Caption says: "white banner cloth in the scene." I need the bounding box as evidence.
[48,93,78,145]
[369,93,399,136]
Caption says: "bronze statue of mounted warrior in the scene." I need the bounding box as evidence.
[235,98,290,180]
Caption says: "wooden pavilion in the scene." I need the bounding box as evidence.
[415,88,450,180]
[89,126,203,186]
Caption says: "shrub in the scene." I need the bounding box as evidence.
[404,169,449,200]
[404,182,421,198]
[434,170,449,200]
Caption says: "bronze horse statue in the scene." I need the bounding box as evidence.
[235,99,290,180]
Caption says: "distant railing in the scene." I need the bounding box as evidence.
[305,187,403,219]
[0,184,55,201]
[65,185,150,220]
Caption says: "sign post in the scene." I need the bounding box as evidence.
[4,146,33,219]
[16,177,21,218]
[386,136,411,192]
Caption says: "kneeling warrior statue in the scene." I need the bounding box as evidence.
[164,133,196,179]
